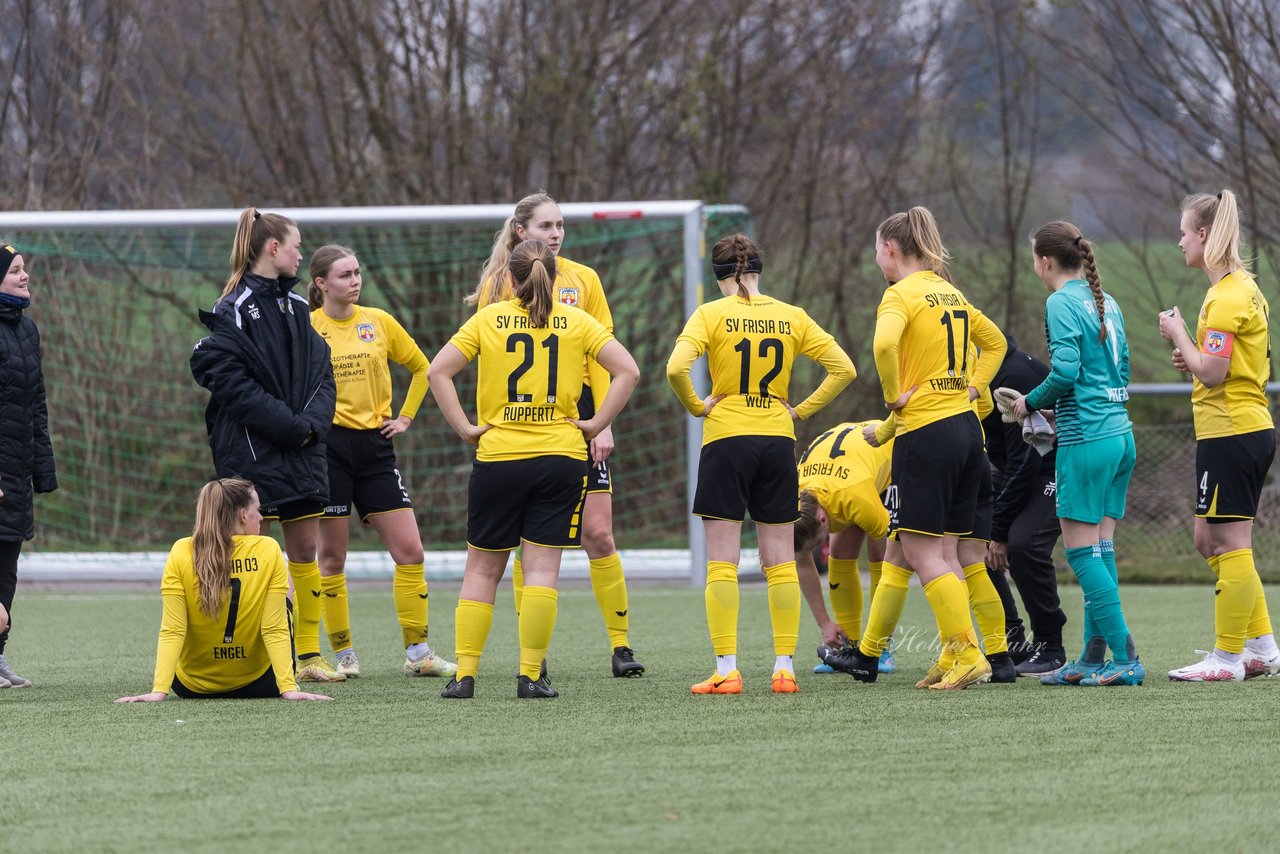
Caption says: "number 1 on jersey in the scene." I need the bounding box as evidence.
[223,577,242,643]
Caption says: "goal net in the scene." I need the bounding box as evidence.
[4,202,752,581]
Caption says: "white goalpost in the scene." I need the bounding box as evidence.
[2,201,752,585]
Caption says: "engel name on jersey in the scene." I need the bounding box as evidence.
[1192,269,1273,439]
[798,420,893,535]
[876,271,1004,433]
[676,295,838,444]
[156,535,294,695]
[450,300,613,462]
[311,305,430,430]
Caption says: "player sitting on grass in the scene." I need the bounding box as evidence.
[117,478,332,702]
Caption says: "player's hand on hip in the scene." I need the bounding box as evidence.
[699,394,726,417]
[461,423,492,445]
[886,386,917,412]
[381,415,412,438]
[589,424,615,463]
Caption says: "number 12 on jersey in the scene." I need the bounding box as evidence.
[734,337,784,396]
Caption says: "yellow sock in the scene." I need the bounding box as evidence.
[321,572,351,653]
[289,559,322,658]
[454,599,493,679]
[589,553,630,649]
[1247,572,1274,639]
[512,553,524,615]
[1216,549,1262,654]
[869,560,883,605]
[826,557,862,641]
[763,561,800,657]
[705,561,739,656]
[924,572,981,666]
[1205,553,1273,639]
[393,563,429,647]
[861,562,910,656]
[518,586,559,680]
[963,561,1007,654]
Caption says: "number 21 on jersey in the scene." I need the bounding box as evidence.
[507,332,561,404]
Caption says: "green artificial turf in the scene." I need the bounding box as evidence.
[2,583,1277,853]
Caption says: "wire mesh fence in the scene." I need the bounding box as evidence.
[1081,392,1280,582]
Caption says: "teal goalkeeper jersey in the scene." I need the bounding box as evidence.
[1025,279,1132,445]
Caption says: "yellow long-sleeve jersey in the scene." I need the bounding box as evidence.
[872,270,1006,434]
[667,293,855,445]
[152,535,296,695]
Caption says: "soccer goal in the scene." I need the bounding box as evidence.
[0,202,752,585]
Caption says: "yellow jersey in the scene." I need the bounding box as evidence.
[798,421,894,539]
[668,294,855,445]
[873,270,1006,433]
[1193,269,1273,439]
[152,535,296,695]
[311,305,430,430]
[479,255,614,396]
[450,299,614,462]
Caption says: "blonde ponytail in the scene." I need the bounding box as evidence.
[509,239,558,328]
[466,192,559,306]
[878,207,952,281]
[190,478,255,618]
[222,208,298,298]
[1183,190,1250,274]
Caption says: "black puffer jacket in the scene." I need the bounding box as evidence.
[190,274,336,507]
[0,300,58,541]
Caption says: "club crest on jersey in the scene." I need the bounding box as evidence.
[558,287,579,307]
[357,323,376,343]
[1205,330,1228,353]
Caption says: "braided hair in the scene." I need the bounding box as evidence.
[711,234,763,299]
[1032,221,1107,343]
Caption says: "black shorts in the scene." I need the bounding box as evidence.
[577,386,613,494]
[961,460,994,542]
[261,499,326,524]
[1196,429,1276,523]
[322,426,414,521]
[172,667,280,699]
[693,436,799,525]
[467,456,589,551]
[890,412,985,538]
